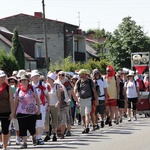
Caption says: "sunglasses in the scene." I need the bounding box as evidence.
[94,72,99,75]
[58,74,65,77]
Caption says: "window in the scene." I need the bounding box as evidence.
[36,46,42,58]
[74,40,78,52]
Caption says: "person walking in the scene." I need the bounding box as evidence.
[92,69,108,129]
[105,66,118,126]
[74,69,98,133]
[0,70,14,150]
[13,74,40,149]
[31,70,49,145]
[7,76,20,145]
[44,72,61,141]
[124,71,140,121]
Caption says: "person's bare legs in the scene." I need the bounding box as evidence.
[2,134,9,149]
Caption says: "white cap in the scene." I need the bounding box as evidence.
[17,70,26,78]
[72,75,79,80]
[31,70,40,78]
[47,73,56,81]
[0,70,6,77]
[12,70,18,76]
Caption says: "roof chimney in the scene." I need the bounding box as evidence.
[34,12,43,18]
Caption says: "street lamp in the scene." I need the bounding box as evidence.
[42,0,49,72]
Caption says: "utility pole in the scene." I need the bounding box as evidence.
[78,12,80,28]
[42,0,49,72]
[98,21,100,29]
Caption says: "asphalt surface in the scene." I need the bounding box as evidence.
[7,114,150,150]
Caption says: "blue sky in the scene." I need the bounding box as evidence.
[1,0,150,35]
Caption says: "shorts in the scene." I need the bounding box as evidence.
[9,118,19,131]
[59,106,71,126]
[45,106,59,128]
[117,99,125,108]
[127,97,138,110]
[17,114,36,137]
[90,100,96,115]
[106,99,117,107]
[0,112,11,134]
[79,97,92,117]
[95,100,106,115]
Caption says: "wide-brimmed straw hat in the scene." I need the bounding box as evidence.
[78,69,88,75]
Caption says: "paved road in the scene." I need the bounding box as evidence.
[8,115,150,150]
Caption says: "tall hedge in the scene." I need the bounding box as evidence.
[50,56,109,75]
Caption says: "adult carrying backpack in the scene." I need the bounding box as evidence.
[76,78,95,100]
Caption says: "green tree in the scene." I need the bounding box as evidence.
[106,16,150,70]
[50,56,109,75]
[10,27,25,69]
[0,49,19,76]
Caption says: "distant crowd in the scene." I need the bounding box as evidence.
[0,66,149,149]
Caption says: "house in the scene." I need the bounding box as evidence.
[0,27,43,70]
[0,13,87,73]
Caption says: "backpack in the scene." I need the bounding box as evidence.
[76,78,95,100]
[126,80,137,88]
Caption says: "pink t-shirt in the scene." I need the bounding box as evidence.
[16,88,37,114]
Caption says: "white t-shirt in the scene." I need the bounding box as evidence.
[97,78,108,100]
[124,80,139,98]
[32,81,48,112]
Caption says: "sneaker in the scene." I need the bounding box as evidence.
[101,121,104,128]
[66,130,71,136]
[124,113,127,118]
[20,143,27,149]
[52,135,57,141]
[109,121,112,126]
[116,120,119,125]
[60,134,64,139]
[44,135,50,142]
[134,116,137,121]
[36,139,44,145]
[91,125,96,131]
[94,124,100,130]
[105,116,110,125]
[120,118,122,123]
[16,138,20,145]
[128,117,131,122]
[32,137,36,146]
[82,128,89,134]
